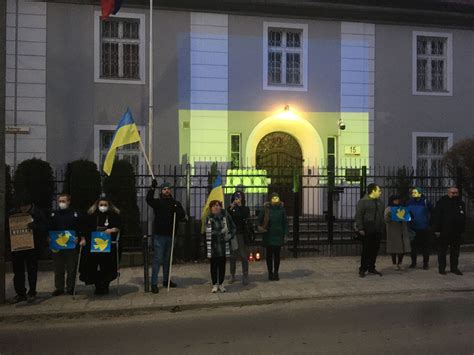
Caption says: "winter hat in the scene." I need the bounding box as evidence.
[160,182,172,190]
[270,192,280,200]
[388,194,401,207]
[231,190,246,204]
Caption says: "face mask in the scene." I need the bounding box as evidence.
[411,190,422,199]
[369,188,381,199]
[99,206,108,213]
[271,196,280,204]
[58,202,69,210]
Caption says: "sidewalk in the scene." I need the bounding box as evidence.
[1,254,473,321]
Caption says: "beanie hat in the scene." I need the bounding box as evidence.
[160,182,172,190]
[270,192,280,200]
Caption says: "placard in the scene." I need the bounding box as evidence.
[49,230,77,250]
[391,207,411,222]
[90,231,111,253]
[9,213,35,252]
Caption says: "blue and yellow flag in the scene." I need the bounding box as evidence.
[90,231,111,253]
[200,174,225,233]
[49,230,77,250]
[390,207,411,222]
[103,109,142,175]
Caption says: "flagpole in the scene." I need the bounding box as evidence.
[138,139,155,180]
[148,0,154,172]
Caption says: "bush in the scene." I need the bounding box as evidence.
[103,160,141,236]
[63,159,101,213]
[443,138,474,199]
[13,158,54,210]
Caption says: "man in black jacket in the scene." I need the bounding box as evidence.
[146,181,186,293]
[48,194,86,296]
[8,196,47,303]
[434,186,466,275]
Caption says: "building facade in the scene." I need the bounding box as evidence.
[4,0,474,179]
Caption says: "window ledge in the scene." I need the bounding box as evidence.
[94,78,145,85]
[264,84,308,92]
[412,90,452,97]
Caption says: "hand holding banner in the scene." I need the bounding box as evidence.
[9,213,35,252]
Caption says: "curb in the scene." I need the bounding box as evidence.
[1,287,473,323]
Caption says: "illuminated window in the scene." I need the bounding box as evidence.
[230,134,241,169]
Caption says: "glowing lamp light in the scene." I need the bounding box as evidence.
[275,104,299,121]
[255,251,261,261]
[248,252,254,262]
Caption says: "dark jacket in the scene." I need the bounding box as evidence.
[8,205,48,252]
[407,196,433,231]
[146,189,186,236]
[434,195,466,238]
[354,195,385,235]
[227,205,250,234]
[49,208,83,237]
[258,202,288,246]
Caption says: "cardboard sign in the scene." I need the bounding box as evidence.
[49,230,77,250]
[391,207,411,222]
[90,231,111,253]
[9,213,35,252]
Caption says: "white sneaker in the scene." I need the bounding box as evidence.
[211,285,218,293]
[218,284,226,293]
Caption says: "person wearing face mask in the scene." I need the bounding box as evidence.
[80,197,121,295]
[433,186,466,275]
[8,195,47,303]
[146,180,186,294]
[355,183,385,278]
[258,192,288,281]
[227,191,251,285]
[48,194,85,296]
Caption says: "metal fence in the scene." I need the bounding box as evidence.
[43,163,473,259]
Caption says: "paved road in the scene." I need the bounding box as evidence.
[1,292,473,354]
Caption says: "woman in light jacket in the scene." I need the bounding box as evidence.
[384,194,411,271]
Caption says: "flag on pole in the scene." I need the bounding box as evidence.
[200,174,224,233]
[100,0,123,19]
[103,108,142,175]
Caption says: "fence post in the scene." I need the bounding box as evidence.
[143,235,150,292]
[292,168,300,258]
[456,167,463,196]
[185,164,192,260]
[360,166,367,198]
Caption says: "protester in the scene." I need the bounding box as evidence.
[258,192,288,281]
[355,183,385,277]
[146,180,186,294]
[8,195,47,303]
[384,194,411,271]
[227,191,251,285]
[434,186,466,275]
[80,197,121,295]
[205,200,236,293]
[406,187,434,269]
[48,194,86,296]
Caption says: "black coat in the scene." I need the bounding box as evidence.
[434,196,466,239]
[146,189,186,236]
[227,204,250,234]
[49,208,83,237]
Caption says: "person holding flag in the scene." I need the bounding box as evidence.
[146,181,186,294]
[48,194,86,296]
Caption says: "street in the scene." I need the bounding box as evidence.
[1,292,473,354]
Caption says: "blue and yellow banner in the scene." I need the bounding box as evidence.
[90,232,111,253]
[49,230,77,250]
[103,108,142,176]
[390,207,411,222]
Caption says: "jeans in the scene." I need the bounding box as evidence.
[152,234,172,286]
[210,256,226,285]
[229,233,249,277]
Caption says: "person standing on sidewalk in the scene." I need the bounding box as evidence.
[384,194,411,271]
[227,191,251,285]
[8,196,48,303]
[355,183,385,278]
[258,192,288,281]
[434,186,466,276]
[147,180,186,294]
[406,187,434,270]
[205,200,236,293]
[48,193,86,296]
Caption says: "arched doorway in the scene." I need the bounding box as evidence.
[256,132,303,215]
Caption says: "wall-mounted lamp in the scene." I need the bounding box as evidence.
[284,104,290,111]
[338,118,346,130]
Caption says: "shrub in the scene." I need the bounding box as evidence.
[443,138,474,199]
[63,159,101,213]
[103,160,141,236]
[13,158,54,210]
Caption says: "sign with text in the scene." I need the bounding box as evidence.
[9,213,35,252]
[344,146,361,156]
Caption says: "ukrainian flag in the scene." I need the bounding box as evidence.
[201,174,224,233]
[103,109,142,176]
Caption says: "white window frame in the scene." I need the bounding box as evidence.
[94,11,146,84]
[412,31,453,96]
[411,132,453,172]
[94,124,146,174]
[263,22,308,92]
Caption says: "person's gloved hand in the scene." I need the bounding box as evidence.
[151,179,158,189]
[221,226,228,235]
[27,222,35,229]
